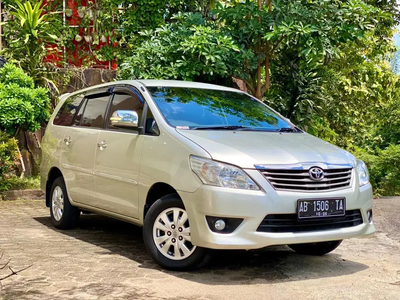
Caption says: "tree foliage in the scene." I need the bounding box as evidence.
[216,0,380,99]
[119,13,243,83]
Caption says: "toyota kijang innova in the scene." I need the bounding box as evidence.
[41,80,375,270]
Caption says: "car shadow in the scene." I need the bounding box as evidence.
[34,214,368,285]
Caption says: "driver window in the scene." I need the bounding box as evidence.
[109,90,144,130]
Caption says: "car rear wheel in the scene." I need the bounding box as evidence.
[143,194,211,270]
[288,240,343,255]
[50,177,80,229]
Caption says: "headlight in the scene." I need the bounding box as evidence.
[189,156,259,190]
[356,159,369,187]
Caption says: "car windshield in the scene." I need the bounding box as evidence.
[148,87,299,132]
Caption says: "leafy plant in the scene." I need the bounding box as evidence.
[0,64,50,136]
[1,0,61,89]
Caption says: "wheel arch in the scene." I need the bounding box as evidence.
[143,182,180,220]
[45,167,63,207]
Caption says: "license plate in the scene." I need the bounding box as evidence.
[297,198,346,219]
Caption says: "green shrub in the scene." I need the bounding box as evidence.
[0,64,50,136]
[354,145,400,196]
[0,175,40,192]
[0,131,19,191]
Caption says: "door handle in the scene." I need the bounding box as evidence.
[97,140,107,150]
[64,136,71,146]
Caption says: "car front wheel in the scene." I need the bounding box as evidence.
[143,194,210,270]
[288,240,343,255]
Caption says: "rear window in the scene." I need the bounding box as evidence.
[53,94,84,126]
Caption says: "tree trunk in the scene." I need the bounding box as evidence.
[264,0,272,94]
[264,43,271,92]
[255,0,263,99]
[255,38,263,99]
[17,130,42,177]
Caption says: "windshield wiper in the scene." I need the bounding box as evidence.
[192,125,252,130]
[276,127,301,133]
[191,126,302,132]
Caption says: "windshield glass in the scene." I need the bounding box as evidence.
[148,87,298,131]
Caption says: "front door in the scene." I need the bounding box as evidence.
[93,87,145,219]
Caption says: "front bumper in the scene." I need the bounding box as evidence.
[179,169,375,250]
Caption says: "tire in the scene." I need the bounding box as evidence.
[288,240,343,256]
[143,194,211,271]
[49,176,80,229]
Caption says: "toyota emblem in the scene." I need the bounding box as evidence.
[309,167,324,181]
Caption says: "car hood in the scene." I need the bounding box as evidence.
[176,130,356,169]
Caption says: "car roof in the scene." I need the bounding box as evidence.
[61,80,243,99]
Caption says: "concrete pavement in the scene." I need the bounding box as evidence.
[0,198,399,300]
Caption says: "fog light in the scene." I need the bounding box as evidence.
[206,216,243,234]
[367,209,373,223]
[214,219,226,231]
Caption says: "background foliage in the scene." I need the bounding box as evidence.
[119,13,243,83]
[1,0,399,195]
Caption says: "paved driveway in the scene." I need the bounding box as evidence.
[0,198,400,300]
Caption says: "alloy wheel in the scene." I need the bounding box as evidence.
[52,186,64,221]
[152,207,196,260]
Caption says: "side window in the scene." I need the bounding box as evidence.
[80,94,110,128]
[53,94,84,126]
[108,90,144,130]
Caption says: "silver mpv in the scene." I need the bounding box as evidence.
[41,80,375,270]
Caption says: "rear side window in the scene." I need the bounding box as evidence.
[53,94,84,126]
[72,98,87,126]
[80,94,110,128]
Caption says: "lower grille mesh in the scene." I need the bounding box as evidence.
[257,210,363,233]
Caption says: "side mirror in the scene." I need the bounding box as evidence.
[110,110,139,128]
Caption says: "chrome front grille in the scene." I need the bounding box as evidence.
[259,168,353,192]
